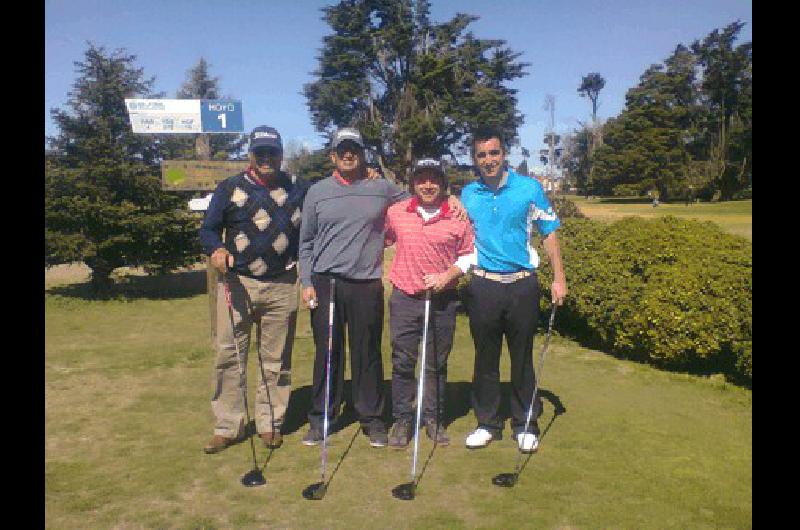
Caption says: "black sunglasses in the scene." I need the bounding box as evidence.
[475,149,502,159]
[253,147,281,160]
[335,142,364,157]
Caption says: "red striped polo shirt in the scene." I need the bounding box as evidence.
[385,197,475,296]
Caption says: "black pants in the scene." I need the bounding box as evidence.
[308,274,386,430]
[465,273,541,437]
[389,288,458,425]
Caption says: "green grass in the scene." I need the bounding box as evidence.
[565,196,752,240]
[45,270,751,529]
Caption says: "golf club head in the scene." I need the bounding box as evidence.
[492,472,519,488]
[391,482,416,501]
[241,468,266,487]
[302,482,327,500]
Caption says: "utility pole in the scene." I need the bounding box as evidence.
[544,95,555,180]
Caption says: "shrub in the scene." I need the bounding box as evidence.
[536,216,751,383]
[550,196,586,219]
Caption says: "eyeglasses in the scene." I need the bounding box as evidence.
[335,141,364,157]
[475,149,502,159]
[253,148,281,163]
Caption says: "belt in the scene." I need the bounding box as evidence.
[472,269,532,283]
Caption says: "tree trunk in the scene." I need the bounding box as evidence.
[86,258,114,298]
[195,135,211,160]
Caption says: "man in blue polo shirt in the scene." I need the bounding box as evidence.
[460,129,567,453]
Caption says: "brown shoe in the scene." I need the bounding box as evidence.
[259,431,283,449]
[204,434,234,454]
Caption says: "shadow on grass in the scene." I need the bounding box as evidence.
[283,381,362,437]
[46,269,208,301]
[518,392,567,467]
[280,377,568,438]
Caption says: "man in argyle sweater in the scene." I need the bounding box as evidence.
[199,125,310,453]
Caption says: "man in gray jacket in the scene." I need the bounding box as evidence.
[298,128,406,447]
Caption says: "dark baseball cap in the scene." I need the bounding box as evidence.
[411,158,446,179]
[249,126,282,152]
[331,127,365,150]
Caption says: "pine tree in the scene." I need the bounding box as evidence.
[46,43,201,295]
[161,57,246,161]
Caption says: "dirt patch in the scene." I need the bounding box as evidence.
[45,262,92,287]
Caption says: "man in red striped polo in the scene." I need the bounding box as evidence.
[384,158,475,448]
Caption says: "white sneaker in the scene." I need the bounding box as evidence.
[517,432,539,453]
[465,428,494,449]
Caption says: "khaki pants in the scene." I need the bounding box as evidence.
[211,268,298,437]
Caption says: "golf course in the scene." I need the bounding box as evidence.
[567,196,752,240]
[45,231,752,529]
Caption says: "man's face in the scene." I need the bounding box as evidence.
[330,141,364,174]
[250,147,282,177]
[473,137,505,180]
[412,170,444,207]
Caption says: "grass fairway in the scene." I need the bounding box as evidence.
[45,266,751,529]
[566,196,752,240]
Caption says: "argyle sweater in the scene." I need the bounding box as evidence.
[200,170,311,279]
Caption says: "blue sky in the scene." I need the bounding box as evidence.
[45,0,751,167]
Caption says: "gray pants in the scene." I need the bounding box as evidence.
[211,268,298,437]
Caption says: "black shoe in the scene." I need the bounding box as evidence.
[302,425,323,446]
[425,421,450,446]
[365,423,388,448]
[388,419,413,449]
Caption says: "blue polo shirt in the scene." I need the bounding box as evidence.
[461,168,560,272]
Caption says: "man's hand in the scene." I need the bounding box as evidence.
[447,195,468,222]
[551,279,567,306]
[366,167,382,180]
[211,248,233,273]
[302,286,318,310]
[423,267,461,293]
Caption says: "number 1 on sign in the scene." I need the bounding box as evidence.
[217,113,227,129]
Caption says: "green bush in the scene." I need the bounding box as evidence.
[550,196,587,219]
[536,216,751,383]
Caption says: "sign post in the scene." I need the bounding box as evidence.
[125,98,246,344]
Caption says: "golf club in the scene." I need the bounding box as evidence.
[255,317,278,454]
[222,273,266,487]
[492,303,557,488]
[392,289,432,501]
[304,277,335,500]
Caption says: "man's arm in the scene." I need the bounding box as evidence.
[423,220,475,292]
[542,231,567,305]
[298,189,319,308]
[199,182,234,273]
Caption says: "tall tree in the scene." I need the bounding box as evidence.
[304,0,528,181]
[46,44,200,294]
[591,45,701,199]
[691,21,752,199]
[589,23,751,201]
[578,72,605,124]
[161,57,246,161]
[562,125,593,195]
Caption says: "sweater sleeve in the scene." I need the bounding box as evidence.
[199,180,230,255]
